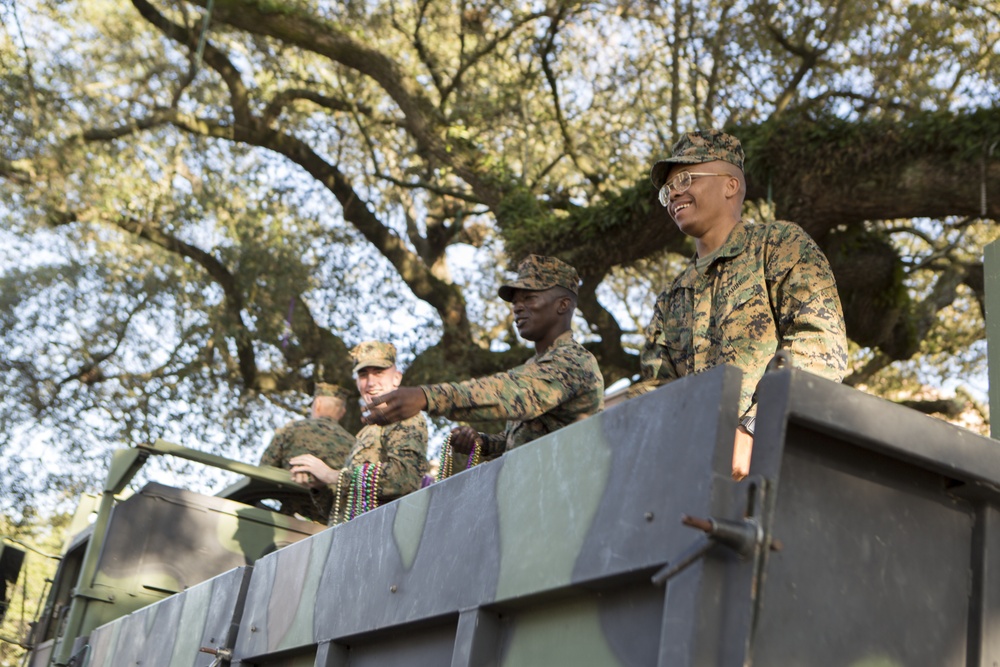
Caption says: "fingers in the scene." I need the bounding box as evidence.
[450,426,480,454]
[291,471,313,485]
[361,387,427,425]
[366,391,392,407]
[731,428,753,481]
[361,402,389,425]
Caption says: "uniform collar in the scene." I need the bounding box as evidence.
[533,330,575,361]
[676,220,749,288]
[550,329,575,347]
[715,219,749,260]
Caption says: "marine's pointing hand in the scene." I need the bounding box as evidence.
[361,387,428,425]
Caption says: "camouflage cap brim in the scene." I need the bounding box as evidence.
[650,129,745,189]
[350,341,397,374]
[498,254,581,302]
[352,358,394,374]
[315,382,351,400]
[498,280,536,302]
[650,157,706,190]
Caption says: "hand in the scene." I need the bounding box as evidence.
[361,387,428,425]
[448,426,481,456]
[289,454,340,488]
[732,427,754,481]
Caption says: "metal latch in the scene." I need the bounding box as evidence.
[199,646,233,667]
[651,514,764,586]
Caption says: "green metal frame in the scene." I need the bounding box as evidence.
[984,239,1000,439]
[50,440,302,666]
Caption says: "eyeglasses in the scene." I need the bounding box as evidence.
[657,171,731,207]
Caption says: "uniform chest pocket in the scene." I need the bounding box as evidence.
[646,295,693,375]
[716,281,778,365]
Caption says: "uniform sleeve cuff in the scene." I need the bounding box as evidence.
[420,384,448,414]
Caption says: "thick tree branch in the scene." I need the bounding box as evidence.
[58,296,149,388]
[234,122,474,345]
[538,9,601,186]
[0,157,35,185]
[898,397,967,417]
[180,0,505,206]
[441,11,549,105]
[576,276,637,384]
[131,0,252,126]
[843,351,892,387]
[107,215,260,389]
[962,262,985,316]
[262,89,378,127]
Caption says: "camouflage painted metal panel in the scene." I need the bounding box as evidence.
[986,238,1000,440]
[753,429,974,665]
[750,368,1000,666]
[1,542,25,623]
[25,639,54,667]
[234,366,749,664]
[94,482,321,590]
[83,566,251,667]
[29,363,1000,666]
[60,482,323,664]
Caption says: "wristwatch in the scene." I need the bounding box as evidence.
[739,415,756,436]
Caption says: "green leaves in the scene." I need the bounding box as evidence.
[0,0,998,510]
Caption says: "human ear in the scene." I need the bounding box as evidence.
[724,175,740,197]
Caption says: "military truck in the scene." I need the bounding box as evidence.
[4,357,1000,666]
[1,440,324,667]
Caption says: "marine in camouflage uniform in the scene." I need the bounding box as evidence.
[636,219,848,418]
[364,255,604,468]
[291,342,428,525]
[336,413,429,511]
[259,383,355,522]
[634,129,847,431]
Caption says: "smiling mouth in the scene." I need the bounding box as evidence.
[671,202,691,216]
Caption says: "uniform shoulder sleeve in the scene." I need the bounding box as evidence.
[764,221,848,383]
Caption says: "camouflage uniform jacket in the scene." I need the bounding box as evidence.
[260,417,356,523]
[321,414,429,525]
[260,417,355,470]
[422,330,605,457]
[634,219,847,417]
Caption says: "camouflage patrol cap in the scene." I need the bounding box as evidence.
[498,254,581,302]
[650,129,745,189]
[350,341,397,374]
[314,383,351,401]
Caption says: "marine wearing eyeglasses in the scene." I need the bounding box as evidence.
[632,129,848,480]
